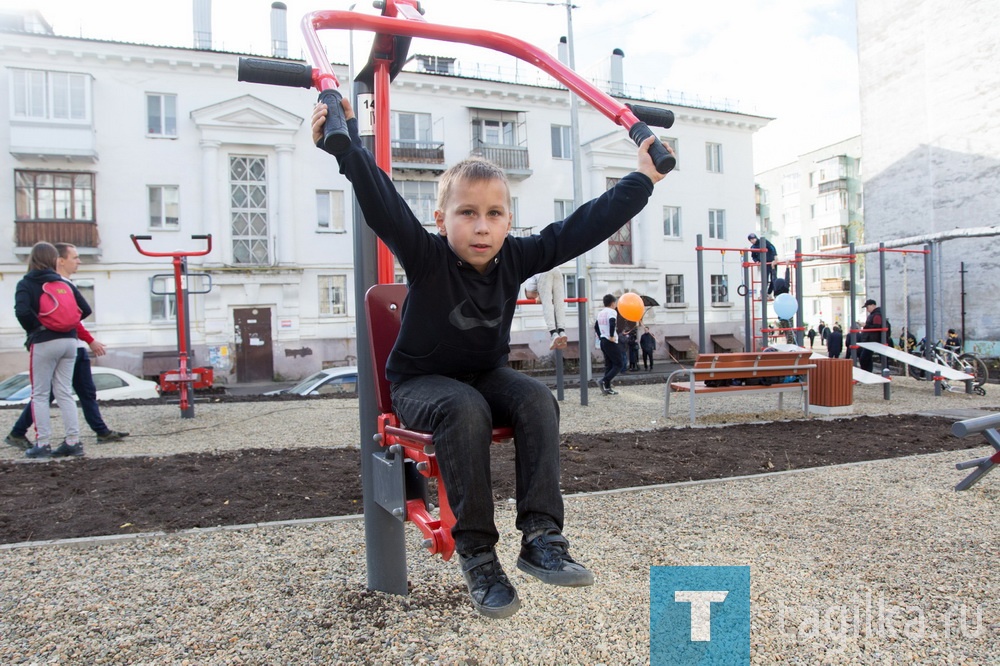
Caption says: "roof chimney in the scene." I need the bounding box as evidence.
[270,2,288,58]
[610,48,624,95]
[557,36,568,65]
[193,0,212,49]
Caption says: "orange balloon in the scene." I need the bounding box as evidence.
[618,292,645,321]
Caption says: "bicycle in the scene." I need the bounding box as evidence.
[896,340,989,395]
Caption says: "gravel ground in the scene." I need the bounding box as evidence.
[1,376,998,663]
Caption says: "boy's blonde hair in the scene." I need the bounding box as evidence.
[436,157,511,210]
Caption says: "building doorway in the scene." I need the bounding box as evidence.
[234,307,273,383]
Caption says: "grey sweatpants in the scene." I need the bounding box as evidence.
[30,337,80,446]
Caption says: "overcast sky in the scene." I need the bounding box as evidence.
[7,0,860,172]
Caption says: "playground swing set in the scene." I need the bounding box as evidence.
[238,0,675,595]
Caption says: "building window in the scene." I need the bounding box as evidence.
[146,93,177,137]
[472,114,517,146]
[150,276,177,321]
[706,142,723,173]
[148,185,179,229]
[11,68,90,122]
[663,206,681,237]
[393,180,437,226]
[563,271,578,310]
[551,125,572,159]
[391,111,432,143]
[781,173,800,195]
[606,178,632,264]
[230,156,269,265]
[554,199,573,220]
[820,226,848,248]
[665,274,684,304]
[710,274,729,303]
[708,209,726,240]
[74,279,95,322]
[319,275,347,316]
[316,190,345,232]
[15,170,94,221]
[661,137,678,169]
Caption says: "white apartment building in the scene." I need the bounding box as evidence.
[0,7,768,383]
[857,0,1000,355]
[755,136,865,330]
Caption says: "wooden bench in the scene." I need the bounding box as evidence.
[664,351,816,424]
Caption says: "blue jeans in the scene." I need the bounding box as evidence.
[13,347,109,437]
[600,338,625,387]
[390,367,563,555]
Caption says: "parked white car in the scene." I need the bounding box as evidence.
[264,367,359,396]
[0,367,161,405]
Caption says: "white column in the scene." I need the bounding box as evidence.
[200,140,223,262]
[275,144,295,265]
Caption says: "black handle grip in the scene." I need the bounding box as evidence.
[131,234,152,240]
[628,122,676,174]
[191,234,210,240]
[626,103,675,129]
[318,89,352,155]
[237,57,314,89]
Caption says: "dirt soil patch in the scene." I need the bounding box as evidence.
[0,414,977,545]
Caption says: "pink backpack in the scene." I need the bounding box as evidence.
[38,281,82,333]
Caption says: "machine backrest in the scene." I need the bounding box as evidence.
[364,283,408,415]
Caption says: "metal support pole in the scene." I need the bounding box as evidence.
[849,242,857,361]
[742,251,752,350]
[924,243,934,363]
[794,238,804,347]
[354,74,408,596]
[180,257,195,418]
[759,235,770,348]
[696,234,705,351]
[879,242,890,399]
[566,3,588,407]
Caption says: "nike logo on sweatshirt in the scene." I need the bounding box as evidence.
[449,300,503,330]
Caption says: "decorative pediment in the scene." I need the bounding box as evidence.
[190,95,303,144]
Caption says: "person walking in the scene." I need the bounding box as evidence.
[858,299,885,373]
[595,294,625,394]
[807,327,817,348]
[827,325,844,359]
[14,242,92,458]
[6,243,129,451]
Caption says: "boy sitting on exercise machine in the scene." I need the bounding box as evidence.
[312,98,670,619]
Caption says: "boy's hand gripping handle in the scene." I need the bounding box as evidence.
[317,89,352,155]
[628,122,676,174]
[625,103,676,174]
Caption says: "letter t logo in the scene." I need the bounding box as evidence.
[674,590,729,641]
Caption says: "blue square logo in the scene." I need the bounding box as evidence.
[650,566,750,665]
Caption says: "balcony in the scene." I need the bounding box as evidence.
[15,220,100,249]
[470,143,531,180]
[10,120,98,163]
[818,178,848,195]
[820,278,851,293]
[391,140,446,173]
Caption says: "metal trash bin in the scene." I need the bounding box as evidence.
[808,357,854,415]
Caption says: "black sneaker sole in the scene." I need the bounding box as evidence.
[516,558,595,587]
[470,593,522,619]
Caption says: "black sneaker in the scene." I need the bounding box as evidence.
[5,433,31,450]
[25,444,52,459]
[599,380,611,395]
[605,384,619,395]
[97,431,129,443]
[459,548,521,619]
[517,530,594,587]
[52,441,85,458]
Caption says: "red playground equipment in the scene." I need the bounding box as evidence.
[237,0,675,595]
[130,234,214,418]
